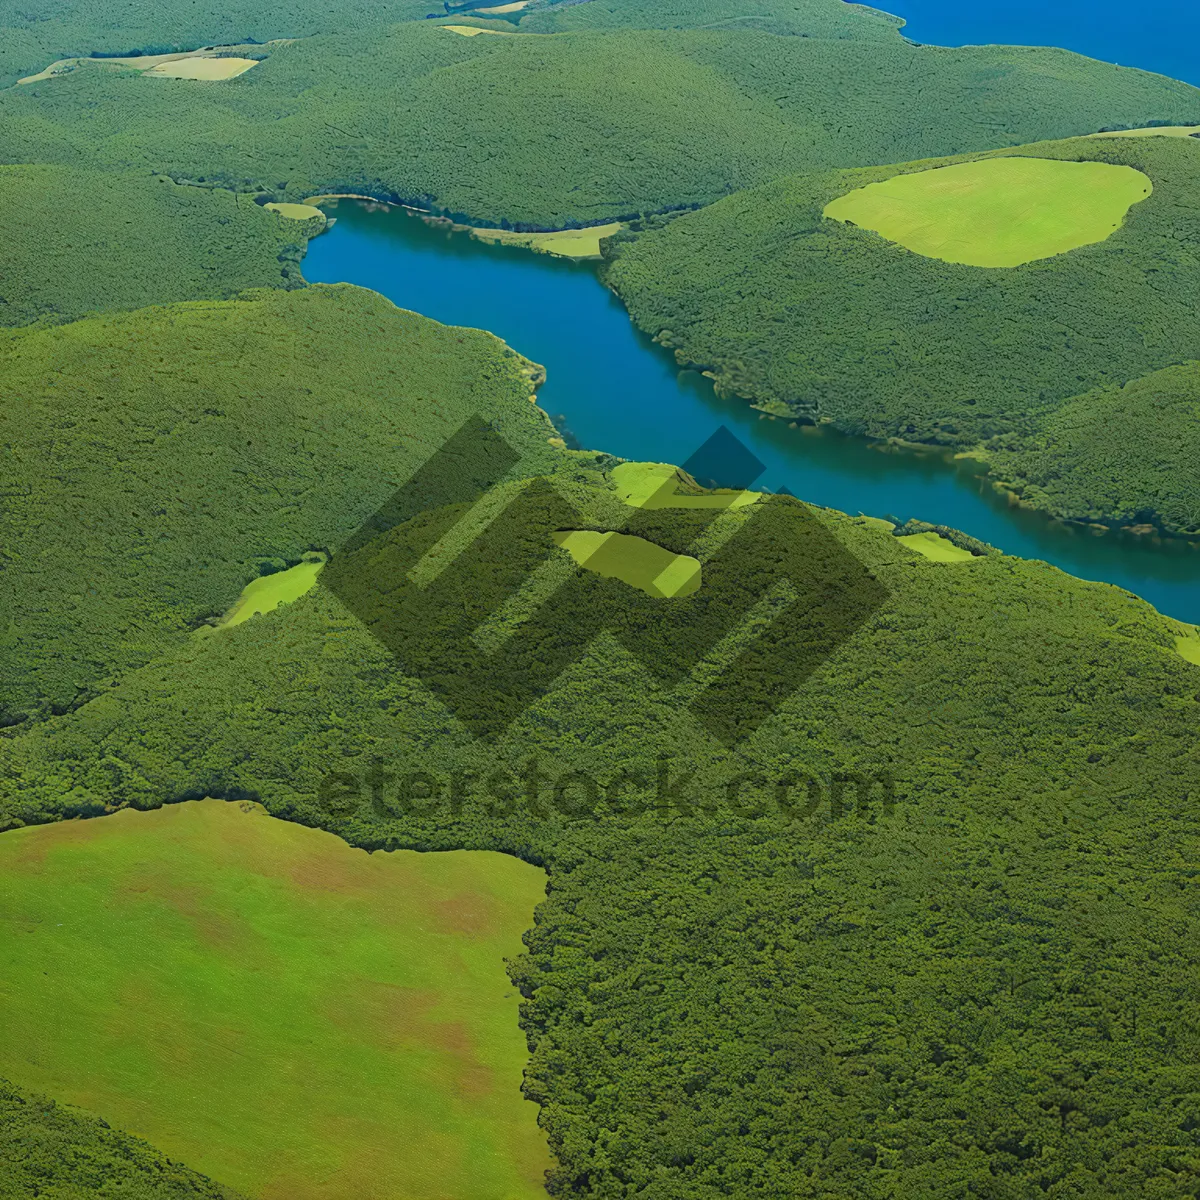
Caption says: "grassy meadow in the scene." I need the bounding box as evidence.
[552,530,702,598]
[212,555,326,630]
[0,800,550,1199]
[823,156,1152,267]
[895,531,977,562]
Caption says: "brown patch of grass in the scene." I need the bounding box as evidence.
[433,891,502,938]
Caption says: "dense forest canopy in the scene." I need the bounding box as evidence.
[0,1077,249,1199]
[3,22,1200,225]
[0,164,315,327]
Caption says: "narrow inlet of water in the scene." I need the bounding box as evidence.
[301,201,1200,623]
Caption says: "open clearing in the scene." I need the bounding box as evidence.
[898,531,976,562]
[265,201,326,221]
[1094,125,1200,139]
[553,530,701,597]
[441,24,516,36]
[1175,631,1200,665]
[213,554,325,630]
[824,156,1153,267]
[611,461,758,510]
[0,800,550,1199]
[470,221,623,259]
[19,47,271,84]
[146,56,259,79]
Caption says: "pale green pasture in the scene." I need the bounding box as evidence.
[824,157,1152,267]
[553,530,701,597]
[897,531,976,562]
[0,800,550,1199]
[217,555,325,629]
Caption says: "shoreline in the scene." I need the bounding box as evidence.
[300,194,1200,551]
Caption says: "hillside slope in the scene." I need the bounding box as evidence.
[2,464,1198,1198]
[4,24,1200,225]
[0,164,316,327]
[0,284,559,721]
[0,1078,247,1200]
[605,133,1200,530]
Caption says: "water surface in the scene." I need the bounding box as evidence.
[880,0,1200,87]
[302,202,1200,623]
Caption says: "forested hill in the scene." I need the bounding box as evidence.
[4,455,1199,1198]
[4,21,1200,226]
[0,164,316,327]
[0,285,560,723]
[605,132,1200,532]
[0,0,433,86]
[0,0,902,86]
[516,0,904,36]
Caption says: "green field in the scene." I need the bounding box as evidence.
[896,530,977,562]
[0,800,549,1199]
[213,554,326,630]
[823,156,1152,267]
[553,530,702,597]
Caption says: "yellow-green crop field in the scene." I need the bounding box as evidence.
[824,156,1153,267]
[146,56,260,80]
[470,222,623,259]
[441,24,516,37]
[553,530,702,597]
[265,201,327,222]
[0,800,550,1199]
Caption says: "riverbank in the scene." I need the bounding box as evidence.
[301,198,1200,622]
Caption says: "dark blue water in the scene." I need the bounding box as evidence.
[302,202,1200,623]
[882,0,1200,87]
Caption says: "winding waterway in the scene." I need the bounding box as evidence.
[302,201,1200,623]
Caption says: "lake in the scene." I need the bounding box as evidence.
[880,0,1200,87]
[302,201,1200,624]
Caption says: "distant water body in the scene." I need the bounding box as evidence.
[879,0,1200,86]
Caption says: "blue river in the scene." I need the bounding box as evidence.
[302,202,1200,623]
[882,0,1200,87]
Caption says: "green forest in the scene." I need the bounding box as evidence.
[0,284,559,721]
[4,21,1200,226]
[0,1077,249,1199]
[986,359,1200,532]
[0,165,316,327]
[4,453,1199,1197]
[606,133,1200,532]
[2,0,1200,1195]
